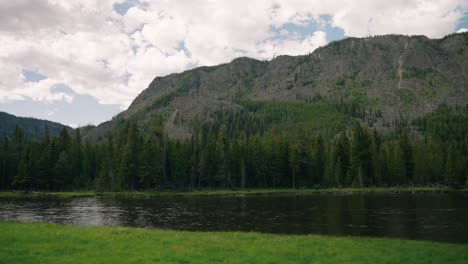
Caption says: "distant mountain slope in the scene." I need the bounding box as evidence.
[0,111,71,139]
[86,32,468,140]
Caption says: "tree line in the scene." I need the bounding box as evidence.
[0,104,467,191]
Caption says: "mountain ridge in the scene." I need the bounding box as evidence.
[85,32,468,140]
[0,111,71,139]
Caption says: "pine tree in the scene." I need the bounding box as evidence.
[371,129,383,185]
[71,129,84,189]
[444,145,463,188]
[138,139,155,189]
[348,122,371,187]
[53,151,72,190]
[333,133,349,187]
[0,137,8,189]
[310,135,325,186]
[10,125,25,183]
[13,145,32,190]
[96,161,110,192]
[58,127,71,152]
[118,123,140,190]
[216,125,230,187]
[12,125,24,146]
[37,142,53,189]
[288,142,300,188]
[96,135,116,191]
[399,129,414,185]
[238,131,248,188]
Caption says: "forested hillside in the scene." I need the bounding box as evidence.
[0,112,71,140]
[1,103,466,191]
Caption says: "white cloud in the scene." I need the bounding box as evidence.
[0,0,467,110]
[257,31,328,60]
[329,0,467,38]
[458,28,468,33]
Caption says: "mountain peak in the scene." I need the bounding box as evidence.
[85,33,468,140]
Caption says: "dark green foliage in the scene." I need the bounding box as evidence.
[444,145,465,188]
[330,133,350,187]
[95,135,116,192]
[53,151,72,188]
[360,80,373,87]
[336,78,345,86]
[138,139,156,189]
[0,111,70,140]
[413,104,468,141]
[118,123,140,190]
[143,90,178,113]
[398,129,414,185]
[325,37,360,56]
[402,67,433,79]
[0,103,466,191]
[347,122,372,187]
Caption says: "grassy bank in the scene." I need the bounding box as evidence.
[0,222,467,264]
[0,187,467,199]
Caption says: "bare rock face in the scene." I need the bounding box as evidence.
[85,33,468,140]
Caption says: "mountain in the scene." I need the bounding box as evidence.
[0,111,71,139]
[85,33,468,140]
[2,33,467,192]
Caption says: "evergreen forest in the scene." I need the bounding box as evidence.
[1,102,467,191]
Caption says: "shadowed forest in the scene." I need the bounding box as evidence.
[2,102,466,191]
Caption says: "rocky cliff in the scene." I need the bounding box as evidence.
[86,33,468,140]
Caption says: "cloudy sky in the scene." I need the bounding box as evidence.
[1,0,468,127]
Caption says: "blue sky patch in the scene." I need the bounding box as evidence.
[456,11,468,30]
[271,15,345,42]
[1,85,122,127]
[22,69,47,82]
[113,0,139,16]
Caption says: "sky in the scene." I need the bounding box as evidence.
[1,1,468,128]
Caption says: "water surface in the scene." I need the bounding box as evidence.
[1,192,467,243]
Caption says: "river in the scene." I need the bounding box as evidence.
[1,192,467,243]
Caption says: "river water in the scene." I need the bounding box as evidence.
[1,192,467,243]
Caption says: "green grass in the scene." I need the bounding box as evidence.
[0,187,466,199]
[0,221,467,264]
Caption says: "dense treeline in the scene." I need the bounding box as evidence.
[0,103,467,191]
[0,111,69,140]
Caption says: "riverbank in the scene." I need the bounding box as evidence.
[0,187,467,198]
[0,221,467,264]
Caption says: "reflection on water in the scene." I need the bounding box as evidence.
[0,197,123,226]
[1,192,468,244]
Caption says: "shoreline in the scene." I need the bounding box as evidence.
[0,187,467,198]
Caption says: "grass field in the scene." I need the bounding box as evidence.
[0,187,466,199]
[0,221,467,264]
